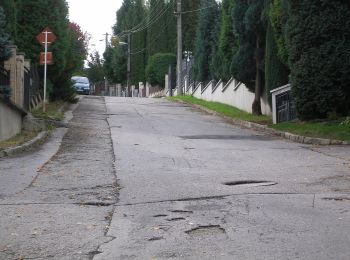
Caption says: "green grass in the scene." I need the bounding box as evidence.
[0,130,39,150]
[168,95,272,124]
[271,121,350,141]
[168,95,350,141]
[31,101,68,121]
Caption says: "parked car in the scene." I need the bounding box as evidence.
[71,76,91,95]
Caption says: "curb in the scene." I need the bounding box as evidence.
[0,101,76,158]
[175,100,349,146]
[0,130,49,158]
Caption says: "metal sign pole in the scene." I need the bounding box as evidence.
[43,30,48,113]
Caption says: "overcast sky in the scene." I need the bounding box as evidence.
[66,0,123,58]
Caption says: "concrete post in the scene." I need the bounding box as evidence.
[117,84,122,97]
[16,53,25,108]
[4,46,17,104]
[165,74,169,96]
[146,82,150,97]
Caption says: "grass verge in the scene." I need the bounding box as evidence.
[168,95,272,124]
[31,101,68,121]
[168,95,350,141]
[0,130,40,150]
[271,121,350,141]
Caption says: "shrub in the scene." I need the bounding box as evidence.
[285,0,350,119]
[145,53,176,88]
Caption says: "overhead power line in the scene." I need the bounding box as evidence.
[179,4,217,14]
[125,0,168,33]
[130,2,174,34]
[130,13,173,55]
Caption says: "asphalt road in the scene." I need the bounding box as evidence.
[0,96,118,260]
[97,97,350,260]
[0,96,349,260]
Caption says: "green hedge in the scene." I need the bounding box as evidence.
[145,53,176,87]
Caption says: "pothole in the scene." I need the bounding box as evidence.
[223,180,277,187]
[170,210,193,214]
[185,225,226,238]
[153,214,168,218]
[166,217,185,222]
[323,197,350,201]
[147,236,164,241]
[78,201,114,207]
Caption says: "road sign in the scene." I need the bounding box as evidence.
[40,52,53,65]
[36,27,56,46]
[37,27,56,113]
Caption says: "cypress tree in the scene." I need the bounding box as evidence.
[231,0,267,115]
[130,0,147,85]
[285,0,350,119]
[147,0,175,57]
[265,0,289,105]
[209,6,223,82]
[182,0,200,52]
[217,0,237,81]
[193,0,219,83]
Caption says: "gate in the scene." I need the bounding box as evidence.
[276,90,296,123]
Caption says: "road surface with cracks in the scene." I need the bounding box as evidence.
[0,96,350,259]
[96,97,350,260]
[0,96,118,260]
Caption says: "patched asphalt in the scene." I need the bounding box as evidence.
[0,96,118,260]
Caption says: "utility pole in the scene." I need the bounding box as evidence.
[102,32,110,96]
[103,32,110,50]
[127,32,131,97]
[176,0,183,95]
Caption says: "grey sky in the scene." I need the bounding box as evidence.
[66,0,123,57]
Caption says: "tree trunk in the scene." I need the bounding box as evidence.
[252,34,262,116]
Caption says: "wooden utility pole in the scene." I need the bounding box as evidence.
[176,0,183,95]
[127,32,131,97]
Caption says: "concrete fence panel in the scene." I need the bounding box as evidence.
[193,83,202,99]
[201,81,214,102]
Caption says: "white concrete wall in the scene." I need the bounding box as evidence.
[193,83,202,99]
[0,98,23,141]
[183,78,271,116]
[211,80,223,102]
[219,78,235,106]
[201,81,213,102]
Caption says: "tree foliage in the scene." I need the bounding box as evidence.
[216,0,237,81]
[268,0,290,66]
[145,53,176,87]
[182,0,200,52]
[285,0,350,119]
[86,51,105,84]
[231,0,267,115]
[1,0,88,101]
[147,0,176,57]
[264,1,289,105]
[193,0,220,83]
[0,7,12,62]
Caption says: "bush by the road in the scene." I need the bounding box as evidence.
[145,53,176,88]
